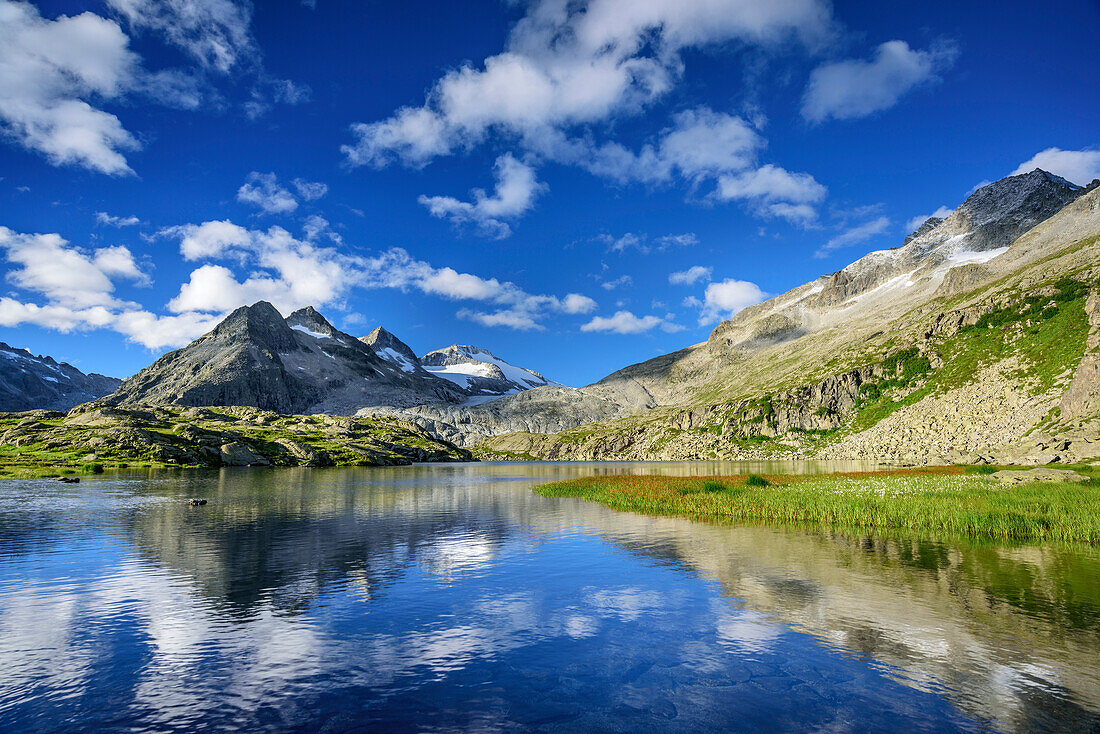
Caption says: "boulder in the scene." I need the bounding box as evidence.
[219,442,269,466]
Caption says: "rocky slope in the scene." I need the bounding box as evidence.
[0,403,472,475]
[109,303,562,416]
[0,342,120,412]
[478,170,1100,464]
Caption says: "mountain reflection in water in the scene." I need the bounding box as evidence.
[1,462,1098,733]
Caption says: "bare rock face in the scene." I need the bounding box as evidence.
[1060,290,1100,420]
[0,342,120,412]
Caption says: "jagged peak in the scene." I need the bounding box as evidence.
[286,305,339,335]
[361,326,420,364]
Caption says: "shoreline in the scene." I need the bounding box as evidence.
[533,467,1100,544]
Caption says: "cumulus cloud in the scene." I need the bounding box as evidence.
[163,219,252,260]
[0,226,196,348]
[815,215,891,258]
[669,265,712,285]
[699,278,767,324]
[237,172,299,215]
[715,164,827,225]
[418,154,546,238]
[344,0,833,168]
[0,2,141,174]
[95,212,141,227]
[561,293,598,314]
[344,1,834,224]
[0,1,305,174]
[904,206,953,233]
[581,310,680,335]
[158,220,599,332]
[802,40,957,123]
[1011,147,1100,187]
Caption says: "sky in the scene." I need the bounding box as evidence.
[1,0,1098,387]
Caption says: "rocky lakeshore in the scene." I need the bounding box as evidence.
[0,403,472,477]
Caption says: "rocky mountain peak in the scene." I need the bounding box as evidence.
[957,168,1082,231]
[903,216,944,245]
[361,326,421,373]
[286,305,341,339]
[211,301,298,352]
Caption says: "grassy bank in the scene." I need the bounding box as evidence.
[534,469,1100,544]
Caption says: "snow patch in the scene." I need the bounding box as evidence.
[291,324,329,340]
[948,246,1008,265]
[377,347,417,372]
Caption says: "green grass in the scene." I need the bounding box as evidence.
[534,470,1100,544]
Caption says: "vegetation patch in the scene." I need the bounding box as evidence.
[534,470,1100,544]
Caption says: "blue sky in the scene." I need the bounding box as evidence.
[1,0,1098,386]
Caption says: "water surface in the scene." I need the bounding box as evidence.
[2,461,1099,732]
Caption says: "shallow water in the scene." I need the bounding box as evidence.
[1,461,1099,732]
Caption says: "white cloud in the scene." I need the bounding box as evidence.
[1011,147,1100,187]
[163,219,252,260]
[292,178,328,201]
[237,172,299,215]
[457,308,542,331]
[600,231,699,255]
[582,310,663,335]
[0,2,141,174]
[93,245,149,285]
[905,206,953,233]
[654,233,699,249]
[699,278,767,324]
[344,0,833,169]
[561,293,598,314]
[418,154,546,238]
[802,40,957,123]
[600,232,645,253]
[815,215,891,258]
[106,0,255,74]
[0,226,195,348]
[669,265,712,286]
[601,275,632,291]
[0,227,145,308]
[95,212,141,227]
[344,2,834,223]
[715,164,827,225]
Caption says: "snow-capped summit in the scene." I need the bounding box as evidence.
[419,344,557,401]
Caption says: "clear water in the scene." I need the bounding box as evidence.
[2,461,1099,733]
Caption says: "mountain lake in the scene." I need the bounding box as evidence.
[1,461,1098,732]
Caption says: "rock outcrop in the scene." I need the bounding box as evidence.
[0,403,473,474]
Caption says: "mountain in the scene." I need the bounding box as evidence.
[420,344,558,401]
[459,169,1100,464]
[108,304,557,414]
[0,342,120,412]
[110,303,464,412]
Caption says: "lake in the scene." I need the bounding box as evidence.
[1,461,1099,732]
